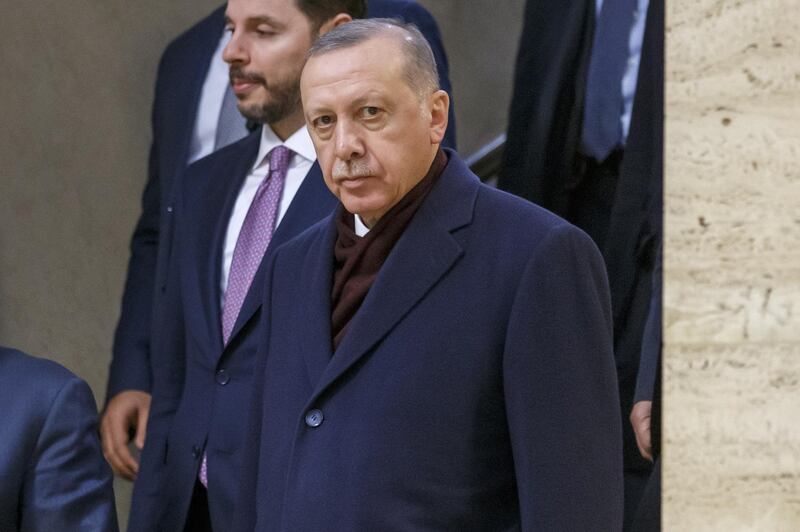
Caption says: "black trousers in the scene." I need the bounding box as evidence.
[184,481,213,532]
[631,457,661,531]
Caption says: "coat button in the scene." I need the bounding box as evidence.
[191,445,201,459]
[216,369,230,386]
[305,409,324,428]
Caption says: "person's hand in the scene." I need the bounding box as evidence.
[630,400,653,462]
[100,390,151,480]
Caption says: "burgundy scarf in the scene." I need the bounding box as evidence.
[330,149,448,350]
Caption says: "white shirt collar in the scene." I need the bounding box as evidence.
[253,124,317,171]
[353,214,371,237]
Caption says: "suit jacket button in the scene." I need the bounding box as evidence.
[216,369,230,386]
[191,445,201,459]
[305,409,324,428]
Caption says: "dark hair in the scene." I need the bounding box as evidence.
[296,0,366,29]
[307,18,439,98]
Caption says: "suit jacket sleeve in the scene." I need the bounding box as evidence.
[20,376,118,532]
[634,244,662,403]
[128,173,188,526]
[503,224,623,531]
[106,60,165,400]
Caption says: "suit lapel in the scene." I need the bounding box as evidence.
[192,133,261,352]
[225,163,337,349]
[309,152,479,399]
[169,6,227,181]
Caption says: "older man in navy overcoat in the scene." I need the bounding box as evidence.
[235,19,623,531]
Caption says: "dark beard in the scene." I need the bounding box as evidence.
[230,66,301,125]
[240,90,301,124]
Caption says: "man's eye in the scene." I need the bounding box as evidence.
[314,116,334,128]
[255,27,276,36]
[361,107,380,118]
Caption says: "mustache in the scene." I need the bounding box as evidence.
[229,66,266,86]
[332,159,374,180]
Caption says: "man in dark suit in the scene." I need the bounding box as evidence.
[235,19,623,531]
[0,347,118,531]
[102,0,457,481]
[498,0,663,523]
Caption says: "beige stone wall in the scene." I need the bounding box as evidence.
[664,0,800,529]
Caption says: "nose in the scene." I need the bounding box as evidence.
[333,120,364,162]
[222,29,247,66]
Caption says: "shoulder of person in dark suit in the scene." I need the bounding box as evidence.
[0,347,118,532]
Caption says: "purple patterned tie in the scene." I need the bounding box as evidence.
[199,145,292,488]
[221,145,292,343]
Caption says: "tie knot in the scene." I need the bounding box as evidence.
[268,145,293,176]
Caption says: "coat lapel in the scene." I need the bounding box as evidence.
[309,152,479,399]
[295,218,339,387]
[224,163,337,349]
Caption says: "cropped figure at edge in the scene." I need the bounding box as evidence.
[0,347,117,532]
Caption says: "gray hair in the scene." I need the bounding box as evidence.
[307,18,440,99]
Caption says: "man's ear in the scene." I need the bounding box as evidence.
[317,13,352,37]
[427,90,450,145]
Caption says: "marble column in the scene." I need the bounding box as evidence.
[664,0,800,529]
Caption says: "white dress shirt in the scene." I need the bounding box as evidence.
[219,125,317,305]
[354,214,370,237]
